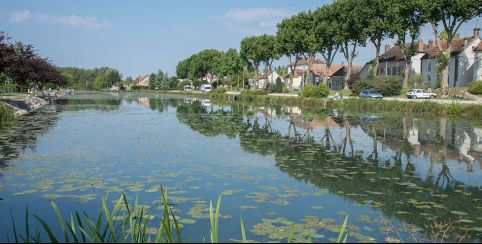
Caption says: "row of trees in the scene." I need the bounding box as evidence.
[58,67,122,90]
[272,0,480,90]
[0,32,65,91]
[176,0,480,91]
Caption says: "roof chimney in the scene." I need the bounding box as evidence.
[384,44,390,52]
[428,39,435,49]
[418,39,424,52]
[475,28,481,38]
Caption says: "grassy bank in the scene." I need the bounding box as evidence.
[190,92,482,119]
[0,102,14,123]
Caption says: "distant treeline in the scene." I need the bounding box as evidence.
[58,67,122,90]
[0,31,65,92]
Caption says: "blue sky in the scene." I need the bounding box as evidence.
[1,1,481,78]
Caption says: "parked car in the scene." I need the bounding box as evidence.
[406,89,437,99]
[183,85,192,92]
[359,89,383,99]
[200,84,212,92]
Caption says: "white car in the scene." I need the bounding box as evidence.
[406,89,437,99]
[200,84,212,92]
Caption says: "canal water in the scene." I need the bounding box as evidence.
[0,92,481,242]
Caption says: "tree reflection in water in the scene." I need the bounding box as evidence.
[176,99,481,241]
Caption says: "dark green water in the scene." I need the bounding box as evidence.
[0,92,481,242]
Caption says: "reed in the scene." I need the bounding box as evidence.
[8,189,349,243]
[0,103,14,123]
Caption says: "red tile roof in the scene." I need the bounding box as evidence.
[474,41,482,52]
[424,37,477,59]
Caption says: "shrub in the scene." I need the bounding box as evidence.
[372,76,402,96]
[352,79,373,95]
[468,81,482,95]
[301,84,329,98]
[210,86,226,94]
[241,90,268,96]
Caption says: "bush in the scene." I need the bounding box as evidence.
[241,90,268,96]
[352,76,402,97]
[351,79,373,95]
[210,86,226,94]
[372,76,402,96]
[0,103,14,123]
[468,81,482,95]
[301,84,329,98]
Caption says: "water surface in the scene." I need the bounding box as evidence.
[0,92,481,242]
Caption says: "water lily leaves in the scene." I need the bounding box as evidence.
[311,205,324,210]
[178,218,196,225]
[13,189,37,196]
[240,205,258,210]
[187,201,231,219]
[450,211,468,216]
[221,189,245,196]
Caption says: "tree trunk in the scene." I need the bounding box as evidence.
[372,40,381,77]
[403,60,410,88]
[344,57,352,90]
[441,51,450,91]
[323,64,330,87]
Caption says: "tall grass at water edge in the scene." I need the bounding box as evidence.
[8,189,349,243]
[0,103,14,123]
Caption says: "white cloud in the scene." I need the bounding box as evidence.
[212,8,294,35]
[37,14,112,29]
[9,10,31,23]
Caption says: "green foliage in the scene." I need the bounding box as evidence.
[177,81,191,90]
[0,103,14,123]
[301,84,329,98]
[192,80,208,89]
[42,82,56,90]
[58,67,122,90]
[241,90,268,96]
[436,52,449,75]
[351,80,374,95]
[93,76,108,90]
[372,76,403,96]
[266,77,284,93]
[352,76,402,97]
[468,81,482,95]
[210,87,227,94]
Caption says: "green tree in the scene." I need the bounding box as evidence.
[176,57,192,79]
[189,49,222,81]
[420,0,481,89]
[331,0,367,90]
[218,48,243,88]
[93,75,107,90]
[256,34,280,84]
[389,0,427,88]
[276,12,312,90]
[313,6,340,86]
[240,36,263,88]
[361,0,394,77]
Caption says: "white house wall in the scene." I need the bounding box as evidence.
[474,51,482,81]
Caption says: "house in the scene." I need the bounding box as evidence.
[308,63,363,90]
[134,75,150,87]
[421,28,481,87]
[283,69,304,90]
[255,71,281,90]
[473,39,482,81]
[287,59,324,71]
[201,74,218,84]
[359,39,428,80]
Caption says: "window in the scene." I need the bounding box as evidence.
[427,61,431,72]
[392,67,397,75]
[427,75,431,82]
[387,67,391,75]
